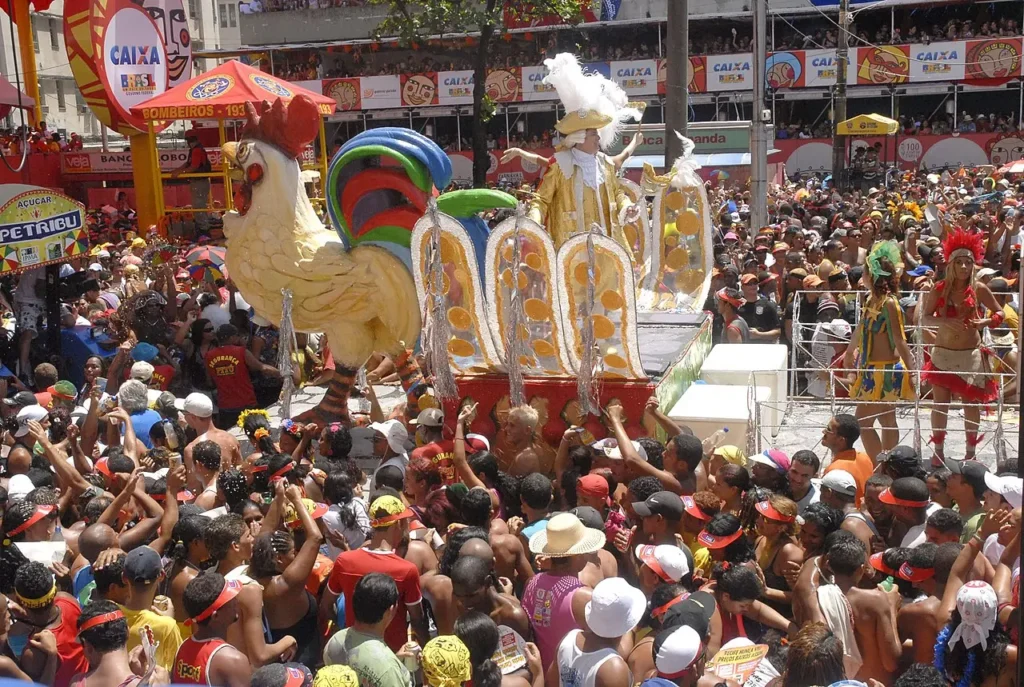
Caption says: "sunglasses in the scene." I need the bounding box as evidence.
[204,328,215,333]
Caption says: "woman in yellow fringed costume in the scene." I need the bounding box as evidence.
[842,240,915,460]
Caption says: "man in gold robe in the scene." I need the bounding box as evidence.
[527,110,640,250]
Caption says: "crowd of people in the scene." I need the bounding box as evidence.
[0,124,83,156]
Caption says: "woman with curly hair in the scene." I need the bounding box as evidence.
[781,622,847,687]
[921,229,1005,462]
[238,409,277,462]
[933,581,1016,687]
[843,239,915,460]
[705,562,796,657]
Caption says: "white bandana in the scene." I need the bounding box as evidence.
[947,580,998,651]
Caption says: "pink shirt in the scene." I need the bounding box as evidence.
[521,572,585,671]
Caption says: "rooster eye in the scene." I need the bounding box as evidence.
[247,163,264,184]
[237,142,252,164]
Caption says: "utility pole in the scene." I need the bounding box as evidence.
[665,0,688,164]
[832,0,850,188]
[750,0,768,231]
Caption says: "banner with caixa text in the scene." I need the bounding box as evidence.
[0,185,88,275]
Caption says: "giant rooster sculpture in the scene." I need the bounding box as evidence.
[222,95,513,425]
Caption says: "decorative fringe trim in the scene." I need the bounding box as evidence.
[426,199,458,401]
[276,288,296,418]
[505,205,528,407]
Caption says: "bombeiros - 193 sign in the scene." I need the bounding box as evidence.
[65,0,193,135]
[0,186,88,275]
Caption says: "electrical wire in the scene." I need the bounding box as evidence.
[2,0,30,174]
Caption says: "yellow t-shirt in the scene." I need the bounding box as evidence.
[682,532,712,580]
[119,606,184,672]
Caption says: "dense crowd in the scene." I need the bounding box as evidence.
[0,125,83,156]
[0,107,1020,687]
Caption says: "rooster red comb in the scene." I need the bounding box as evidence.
[241,96,320,160]
[942,228,985,264]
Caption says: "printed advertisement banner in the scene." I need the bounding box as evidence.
[657,57,708,94]
[61,147,316,175]
[803,49,838,87]
[964,38,1023,84]
[485,67,522,102]
[610,59,658,96]
[765,51,804,89]
[909,41,966,82]
[324,78,361,111]
[854,45,910,84]
[521,65,556,101]
[438,70,475,105]
[0,187,87,275]
[706,53,754,91]
[401,72,439,107]
[360,75,402,110]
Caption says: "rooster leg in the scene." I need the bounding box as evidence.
[394,349,429,407]
[292,365,357,428]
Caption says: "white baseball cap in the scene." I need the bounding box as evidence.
[88,262,103,272]
[654,625,703,677]
[584,577,647,638]
[634,544,690,583]
[821,469,858,497]
[983,472,1022,510]
[369,419,410,455]
[130,361,155,382]
[182,393,213,418]
[15,405,49,437]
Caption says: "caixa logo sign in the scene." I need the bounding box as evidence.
[616,66,653,77]
[108,44,162,65]
[915,49,958,62]
[443,74,473,86]
[714,61,751,73]
[811,56,835,68]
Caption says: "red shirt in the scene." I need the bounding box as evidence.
[411,440,457,485]
[205,345,256,410]
[172,637,228,685]
[326,548,422,652]
[53,595,89,687]
[151,364,175,391]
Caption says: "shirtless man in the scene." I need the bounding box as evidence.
[800,532,902,685]
[450,555,531,639]
[643,396,708,492]
[182,392,241,474]
[459,488,533,586]
[495,405,547,477]
[840,226,868,267]
[568,506,618,588]
[820,470,878,554]
[421,529,494,635]
[607,402,703,496]
[897,542,952,665]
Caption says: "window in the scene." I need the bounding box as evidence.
[188,0,197,19]
[32,17,39,53]
[228,4,236,27]
[49,17,59,50]
[56,80,65,111]
[219,4,227,27]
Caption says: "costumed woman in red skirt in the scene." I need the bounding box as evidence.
[920,229,1005,462]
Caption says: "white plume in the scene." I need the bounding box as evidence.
[542,53,642,150]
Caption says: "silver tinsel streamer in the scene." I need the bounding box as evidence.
[912,295,923,456]
[577,225,600,416]
[276,288,297,418]
[426,200,458,400]
[505,204,528,407]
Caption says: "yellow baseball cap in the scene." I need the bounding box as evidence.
[369,495,414,529]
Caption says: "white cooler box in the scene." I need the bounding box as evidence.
[699,344,788,435]
[667,384,772,450]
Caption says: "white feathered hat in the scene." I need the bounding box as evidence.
[543,53,643,150]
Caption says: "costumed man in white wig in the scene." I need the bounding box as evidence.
[526,54,643,250]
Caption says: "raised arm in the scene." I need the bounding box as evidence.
[118,475,165,551]
[643,394,683,439]
[277,484,324,591]
[453,403,486,491]
[27,421,91,495]
[936,527,985,626]
[149,466,185,556]
[606,401,682,493]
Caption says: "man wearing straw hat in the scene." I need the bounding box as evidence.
[522,513,606,673]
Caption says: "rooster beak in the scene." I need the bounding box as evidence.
[221,142,239,167]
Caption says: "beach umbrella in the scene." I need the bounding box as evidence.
[64,230,89,257]
[997,159,1024,175]
[187,262,227,283]
[185,245,226,269]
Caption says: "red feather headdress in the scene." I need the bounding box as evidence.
[942,228,984,264]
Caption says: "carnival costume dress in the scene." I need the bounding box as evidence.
[920,230,999,403]
[850,241,914,402]
[527,55,640,251]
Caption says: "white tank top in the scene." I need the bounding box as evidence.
[556,630,629,687]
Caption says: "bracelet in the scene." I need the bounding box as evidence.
[990,311,1004,328]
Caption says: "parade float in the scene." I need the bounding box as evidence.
[216,54,714,460]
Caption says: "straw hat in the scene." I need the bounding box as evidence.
[528,513,606,557]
